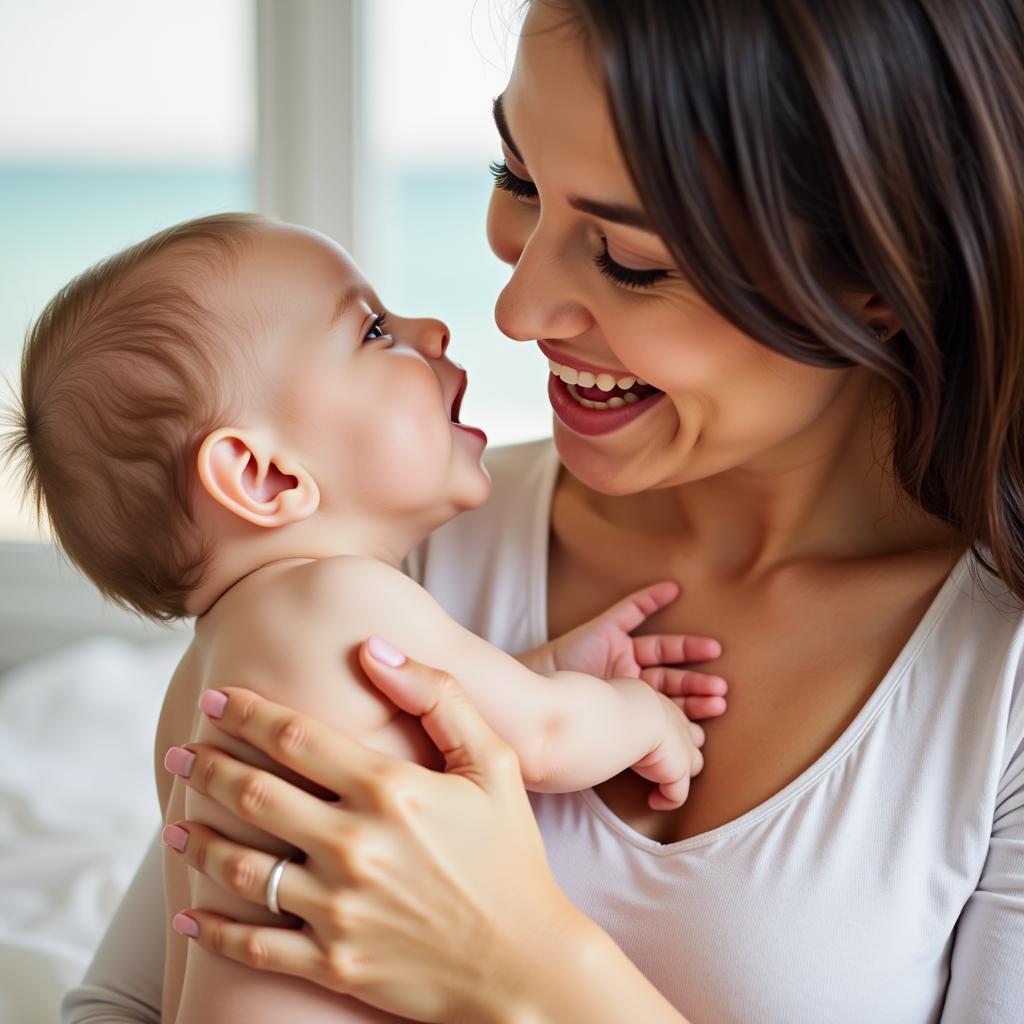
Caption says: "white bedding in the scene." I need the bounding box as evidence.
[0,636,188,1022]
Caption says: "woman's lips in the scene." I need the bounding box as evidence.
[538,340,664,435]
[537,339,640,380]
[547,372,665,436]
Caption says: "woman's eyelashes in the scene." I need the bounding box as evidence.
[595,242,670,289]
[489,159,538,200]
[489,159,670,290]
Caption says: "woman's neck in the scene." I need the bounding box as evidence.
[571,371,962,580]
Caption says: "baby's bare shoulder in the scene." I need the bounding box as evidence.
[283,555,440,622]
[195,557,417,737]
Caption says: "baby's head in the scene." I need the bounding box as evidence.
[4,214,489,621]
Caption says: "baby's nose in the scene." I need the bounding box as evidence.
[411,318,450,360]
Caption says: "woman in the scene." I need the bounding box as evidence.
[64,0,1024,1021]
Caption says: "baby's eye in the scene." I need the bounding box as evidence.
[365,313,389,342]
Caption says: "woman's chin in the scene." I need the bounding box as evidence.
[551,426,654,497]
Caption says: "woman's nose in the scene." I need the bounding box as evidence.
[492,222,593,343]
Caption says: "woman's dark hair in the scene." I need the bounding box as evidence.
[553,0,1024,600]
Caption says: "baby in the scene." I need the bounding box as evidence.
[6,213,727,1023]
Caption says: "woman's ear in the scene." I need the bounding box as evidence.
[850,290,901,340]
[196,427,320,528]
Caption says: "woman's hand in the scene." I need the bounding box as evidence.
[163,640,595,1024]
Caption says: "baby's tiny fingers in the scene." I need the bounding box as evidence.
[634,633,722,667]
[673,694,727,721]
[640,666,728,697]
[689,721,705,748]
[650,774,691,811]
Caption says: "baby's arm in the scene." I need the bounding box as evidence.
[319,556,690,793]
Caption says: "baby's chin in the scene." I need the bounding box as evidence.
[433,466,493,524]
[459,462,493,510]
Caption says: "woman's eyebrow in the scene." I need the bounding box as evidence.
[492,95,524,163]
[492,94,654,234]
[568,197,654,232]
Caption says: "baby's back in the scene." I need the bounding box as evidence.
[157,556,440,1023]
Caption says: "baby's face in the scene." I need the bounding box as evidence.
[216,223,490,528]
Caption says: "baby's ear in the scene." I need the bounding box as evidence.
[197,427,320,528]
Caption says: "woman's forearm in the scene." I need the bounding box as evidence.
[481,914,692,1024]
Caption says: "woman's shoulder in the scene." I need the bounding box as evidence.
[931,548,1024,745]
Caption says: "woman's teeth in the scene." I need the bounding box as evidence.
[548,358,657,409]
[566,383,639,409]
[547,358,646,391]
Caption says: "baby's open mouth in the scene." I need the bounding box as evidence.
[547,357,663,410]
[450,371,468,422]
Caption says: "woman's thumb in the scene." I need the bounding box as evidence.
[359,637,513,781]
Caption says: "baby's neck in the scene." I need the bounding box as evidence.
[186,514,429,619]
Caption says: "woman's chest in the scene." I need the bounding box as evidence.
[547,519,957,845]
[530,771,959,1024]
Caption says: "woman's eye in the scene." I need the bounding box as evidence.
[489,159,538,200]
[364,313,389,342]
[594,242,670,290]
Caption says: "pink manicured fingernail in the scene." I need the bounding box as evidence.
[173,913,199,938]
[164,746,196,778]
[199,689,228,719]
[367,636,407,668]
[162,824,189,852]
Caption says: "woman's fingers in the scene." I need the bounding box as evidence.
[172,910,334,988]
[162,821,316,920]
[358,638,521,788]
[164,741,347,849]
[192,686,395,797]
[633,632,723,666]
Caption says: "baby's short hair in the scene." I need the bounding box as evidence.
[3,212,266,621]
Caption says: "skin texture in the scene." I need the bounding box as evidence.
[154,223,729,1022]
[162,1,967,1020]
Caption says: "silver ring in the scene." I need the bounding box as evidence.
[265,855,290,916]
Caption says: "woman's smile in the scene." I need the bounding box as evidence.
[537,339,666,434]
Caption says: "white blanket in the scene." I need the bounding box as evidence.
[0,636,187,1022]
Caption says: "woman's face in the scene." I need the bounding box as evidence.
[487,1,868,496]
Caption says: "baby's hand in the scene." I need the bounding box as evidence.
[632,695,706,811]
[549,581,727,720]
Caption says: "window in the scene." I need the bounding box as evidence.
[357,0,550,447]
[0,0,255,540]
[0,0,547,545]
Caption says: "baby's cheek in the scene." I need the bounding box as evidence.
[351,399,450,503]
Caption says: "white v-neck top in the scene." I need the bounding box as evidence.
[64,440,1024,1023]
[410,440,1024,1023]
